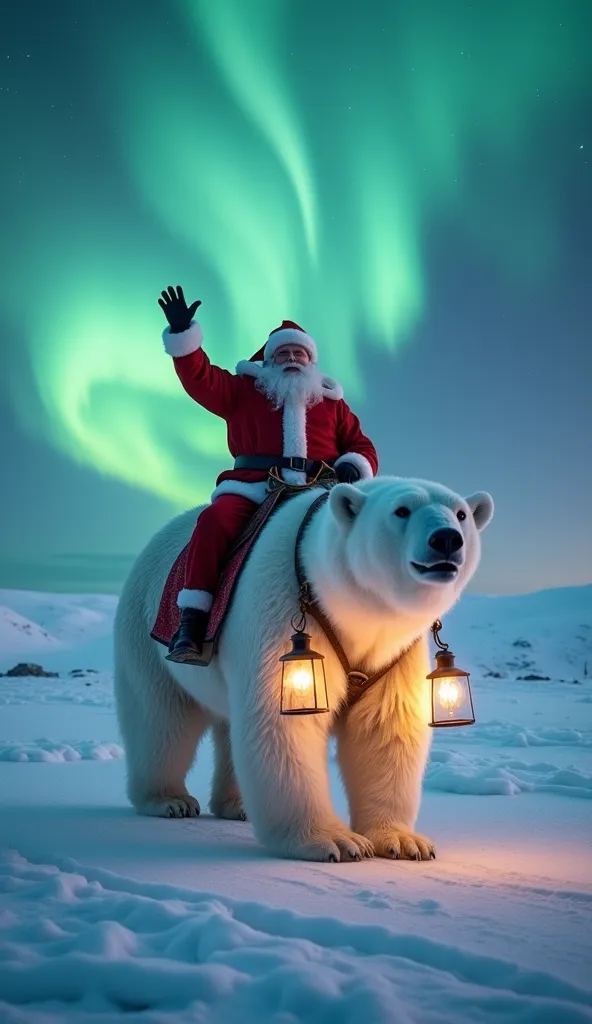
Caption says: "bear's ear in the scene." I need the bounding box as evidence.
[329,483,366,528]
[465,491,494,532]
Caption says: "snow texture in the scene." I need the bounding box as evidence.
[1,850,591,1024]
[1,584,591,1022]
[427,748,592,798]
[0,738,123,762]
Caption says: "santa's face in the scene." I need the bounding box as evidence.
[272,344,312,369]
[256,346,324,408]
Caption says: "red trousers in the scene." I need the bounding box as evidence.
[184,494,258,595]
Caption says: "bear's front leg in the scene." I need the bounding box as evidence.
[335,646,436,861]
[228,683,373,862]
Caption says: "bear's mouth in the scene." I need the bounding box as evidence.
[411,561,459,579]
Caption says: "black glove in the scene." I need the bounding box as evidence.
[158,285,202,334]
[335,461,361,484]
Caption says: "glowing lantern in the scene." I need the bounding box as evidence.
[280,617,329,715]
[427,620,475,728]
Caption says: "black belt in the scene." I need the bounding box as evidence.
[234,455,333,475]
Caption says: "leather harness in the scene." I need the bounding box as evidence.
[293,490,420,713]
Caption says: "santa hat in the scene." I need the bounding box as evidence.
[248,320,317,364]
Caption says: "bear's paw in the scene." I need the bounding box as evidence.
[364,826,436,861]
[210,792,247,821]
[283,827,375,863]
[136,794,201,819]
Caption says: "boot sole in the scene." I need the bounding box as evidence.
[165,647,205,665]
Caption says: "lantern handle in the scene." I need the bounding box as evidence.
[431,619,449,651]
[291,609,308,634]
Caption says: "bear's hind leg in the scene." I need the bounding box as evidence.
[209,719,247,821]
[114,647,210,819]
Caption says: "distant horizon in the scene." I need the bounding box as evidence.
[0,553,590,601]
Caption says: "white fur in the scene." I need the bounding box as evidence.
[114,476,493,861]
[235,359,344,401]
[177,588,213,612]
[280,396,308,485]
[210,479,270,504]
[162,322,203,358]
[334,451,374,480]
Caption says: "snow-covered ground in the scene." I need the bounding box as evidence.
[1,586,591,1022]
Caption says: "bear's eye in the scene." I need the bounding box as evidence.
[457,509,467,522]
[395,506,411,518]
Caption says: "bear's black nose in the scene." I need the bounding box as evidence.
[428,527,464,558]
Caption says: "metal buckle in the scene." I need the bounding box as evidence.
[289,456,307,471]
[347,671,369,686]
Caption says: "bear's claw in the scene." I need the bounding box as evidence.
[285,828,374,863]
[136,795,201,819]
[363,826,436,862]
[210,794,248,821]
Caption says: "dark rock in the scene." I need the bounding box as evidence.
[516,673,551,681]
[512,639,532,648]
[1,663,59,678]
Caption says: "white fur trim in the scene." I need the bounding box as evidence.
[321,376,344,401]
[282,398,307,458]
[235,359,343,401]
[334,452,375,480]
[210,479,270,504]
[162,322,203,358]
[280,397,307,485]
[177,588,213,611]
[264,329,318,364]
[236,359,260,377]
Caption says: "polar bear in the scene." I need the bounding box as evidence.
[114,477,493,862]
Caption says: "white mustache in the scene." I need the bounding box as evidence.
[255,361,324,408]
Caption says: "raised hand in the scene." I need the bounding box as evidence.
[158,285,202,334]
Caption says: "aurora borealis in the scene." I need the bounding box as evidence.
[1,0,591,593]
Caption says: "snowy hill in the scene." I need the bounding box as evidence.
[0,605,62,655]
[446,584,592,682]
[0,590,118,671]
[0,590,118,646]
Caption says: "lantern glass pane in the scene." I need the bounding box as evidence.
[281,657,329,714]
[431,672,474,726]
[313,659,329,711]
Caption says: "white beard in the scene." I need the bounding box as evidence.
[254,362,325,409]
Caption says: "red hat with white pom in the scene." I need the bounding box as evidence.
[249,320,318,364]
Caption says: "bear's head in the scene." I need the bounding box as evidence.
[327,477,494,620]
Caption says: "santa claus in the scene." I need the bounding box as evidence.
[158,285,378,662]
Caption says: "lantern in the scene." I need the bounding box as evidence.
[280,615,329,715]
[427,620,475,727]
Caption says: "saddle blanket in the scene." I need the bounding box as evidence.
[150,487,289,650]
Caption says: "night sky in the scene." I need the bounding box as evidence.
[1,0,591,595]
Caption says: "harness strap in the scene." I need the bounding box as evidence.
[294,492,419,712]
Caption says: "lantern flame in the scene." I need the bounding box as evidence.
[437,677,462,711]
[285,662,314,694]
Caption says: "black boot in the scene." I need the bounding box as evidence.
[165,607,210,664]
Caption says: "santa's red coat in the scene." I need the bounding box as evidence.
[165,322,378,503]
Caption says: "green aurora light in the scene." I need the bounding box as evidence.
[5,0,590,508]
